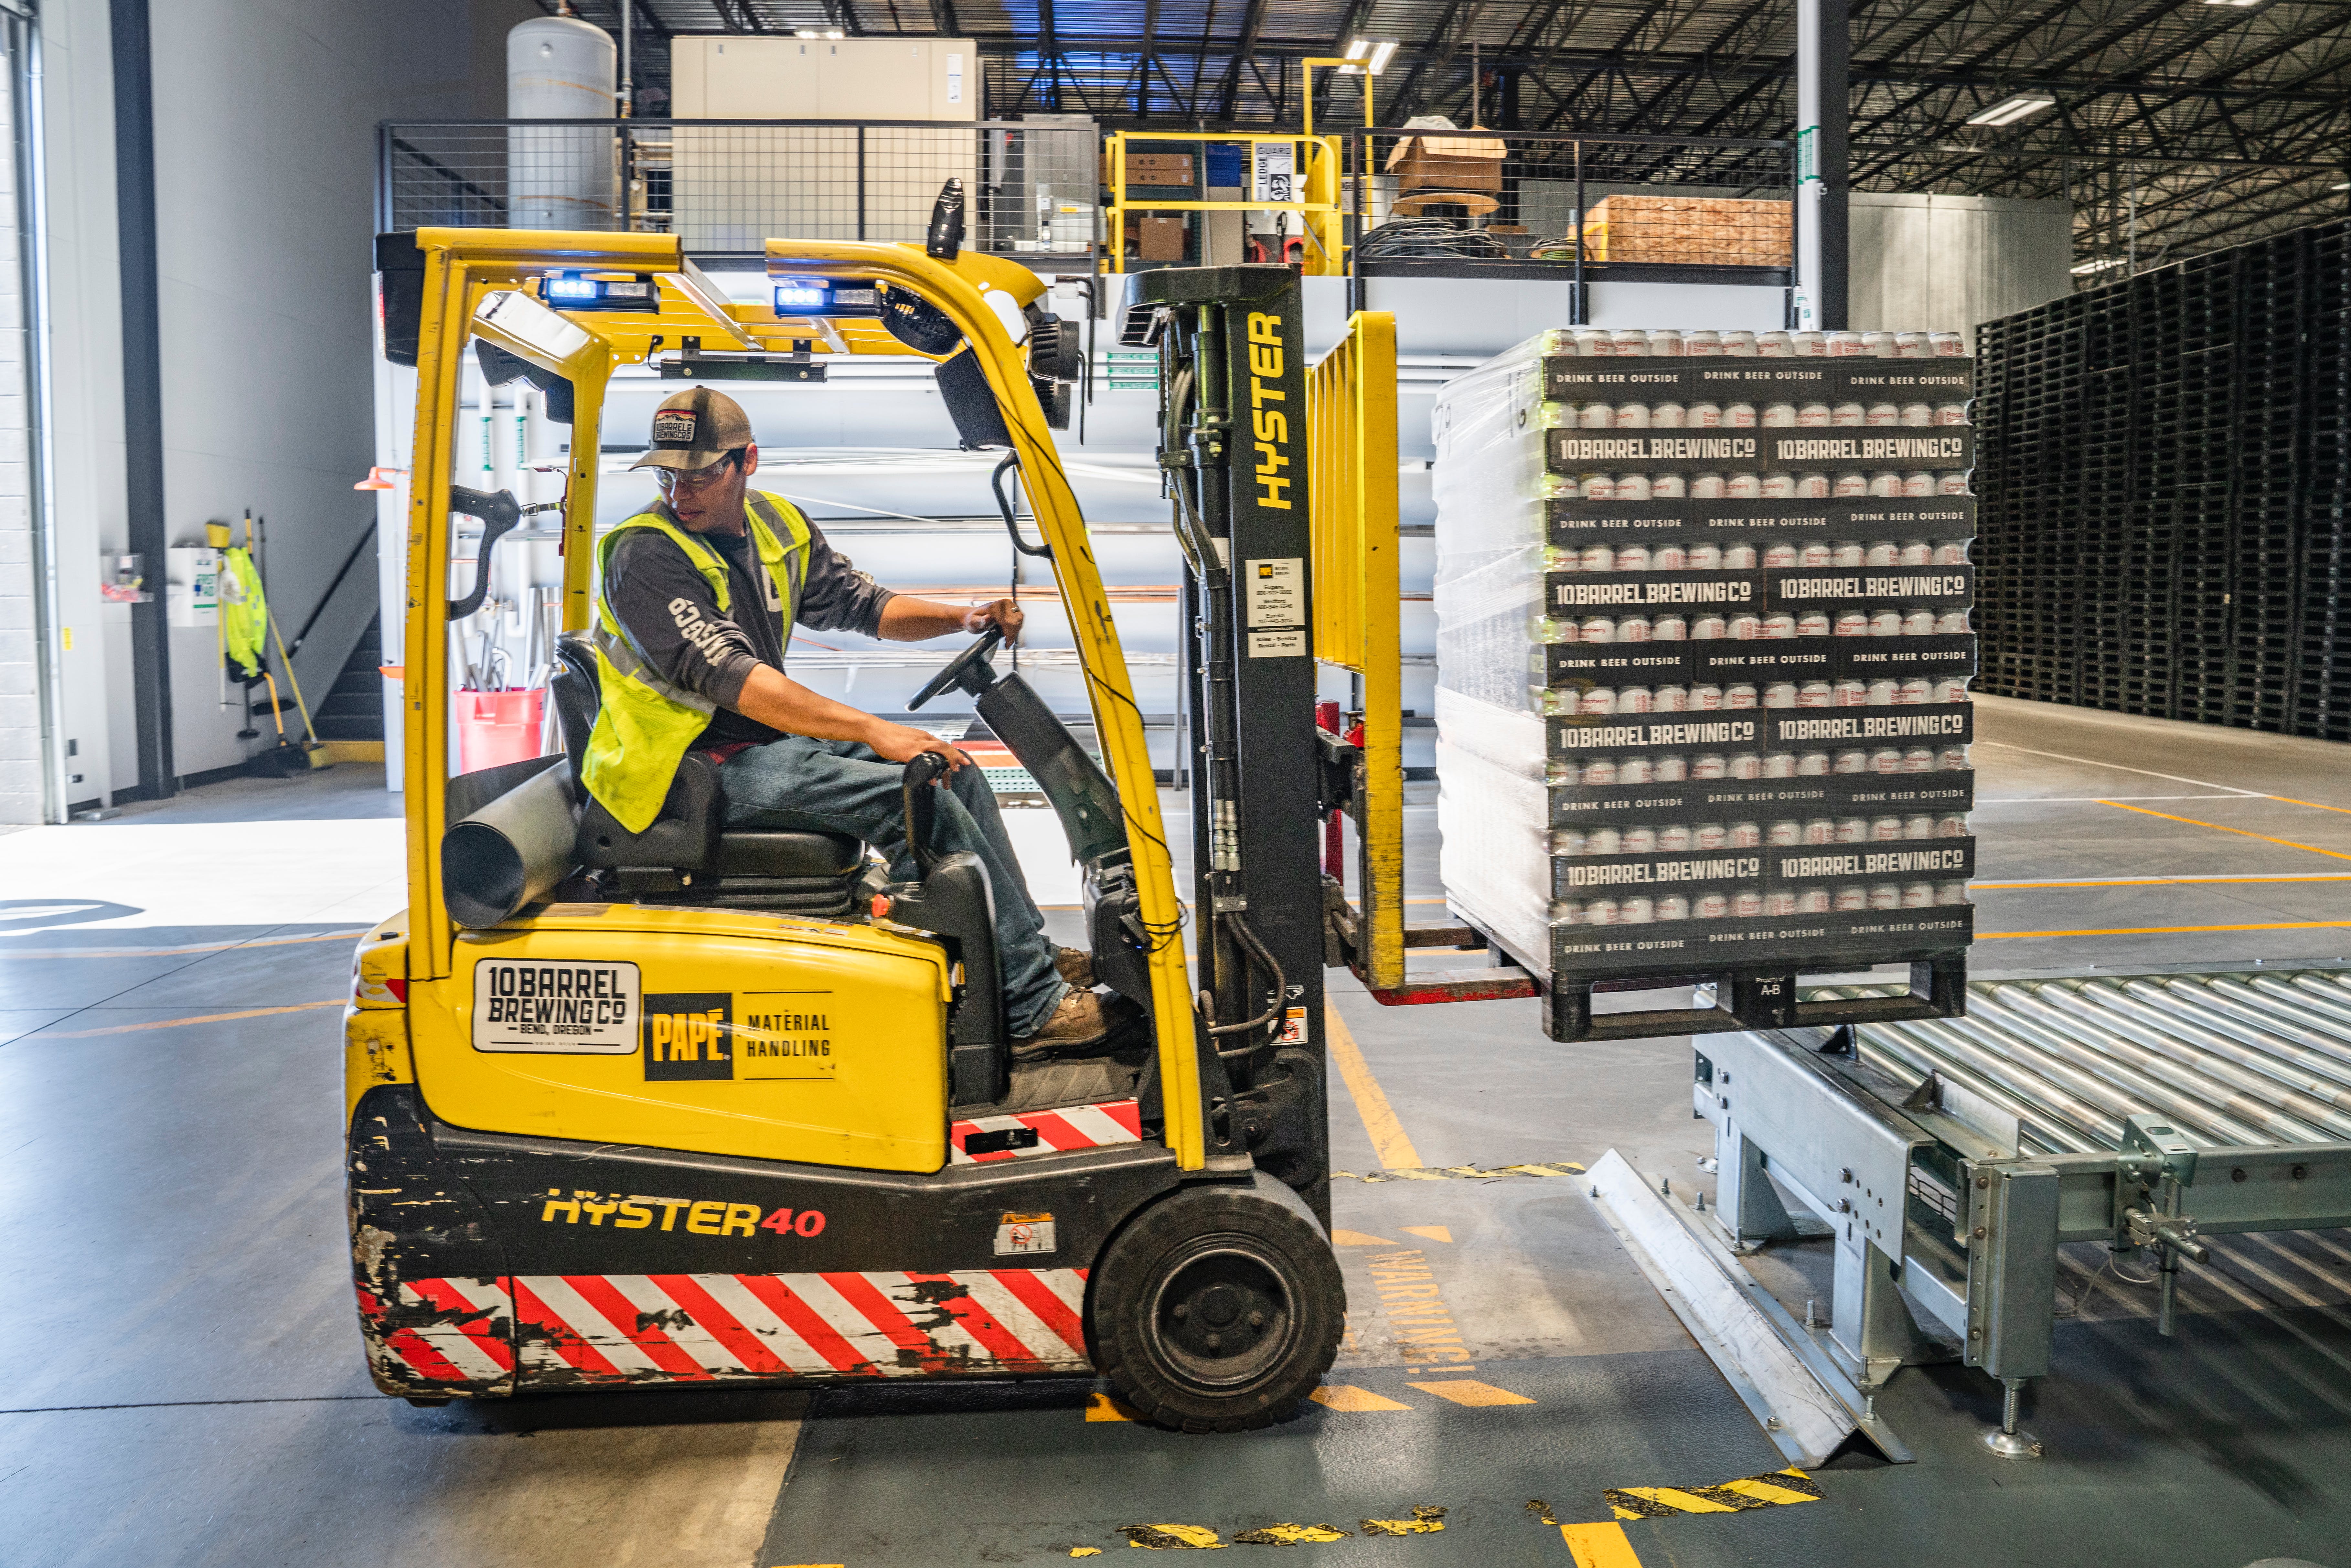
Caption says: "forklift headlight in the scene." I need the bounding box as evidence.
[541,272,660,312]
[773,279,829,314]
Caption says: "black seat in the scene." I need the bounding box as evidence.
[549,636,867,910]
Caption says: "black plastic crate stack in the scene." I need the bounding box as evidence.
[1976,217,2351,738]
[1431,333,1977,1040]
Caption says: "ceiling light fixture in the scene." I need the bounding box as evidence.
[1965,94,2058,127]
[2070,256,2128,275]
[2201,1,2262,7]
[795,28,818,37]
[2334,180,2351,191]
[1343,37,1399,74]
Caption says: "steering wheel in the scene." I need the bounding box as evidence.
[907,624,1004,712]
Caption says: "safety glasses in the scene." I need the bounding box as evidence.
[654,450,743,494]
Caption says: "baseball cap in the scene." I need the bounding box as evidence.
[632,386,755,471]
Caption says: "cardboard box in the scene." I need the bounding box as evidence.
[1125,151,1196,187]
[1583,196,1791,266]
[1384,132,1506,195]
[1138,214,1188,261]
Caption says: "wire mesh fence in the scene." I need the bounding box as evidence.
[379,119,1103,260]
[1344,130,1794,268]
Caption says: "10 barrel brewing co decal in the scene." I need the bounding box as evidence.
[472,958,641,1053]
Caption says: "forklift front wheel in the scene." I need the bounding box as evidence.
[1090,1181,1344,1433]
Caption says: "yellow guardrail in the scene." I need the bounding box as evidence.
[1307,310,1403,989]
[1103,131,1346,277]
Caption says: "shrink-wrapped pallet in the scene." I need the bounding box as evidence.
[1432,327,1981,987]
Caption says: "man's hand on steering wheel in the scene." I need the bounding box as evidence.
[961,597,1024,645]
[866,718,970,773]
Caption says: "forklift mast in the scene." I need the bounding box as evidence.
[1136,266,1330,1227]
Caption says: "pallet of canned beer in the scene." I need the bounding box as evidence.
[1432,325,1977,1041]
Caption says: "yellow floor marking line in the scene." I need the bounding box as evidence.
[1324,1004,1424,1170]
[1359,1507,1446,1536]
[1980,920,2351,941]
[47,999,343,1038]
[2099,799,2351,863]
[2266,794,2351,820]
[1118,1524,1226,1549]
[1309,1385,1414,1412]
[1331,1161,1585,1183]
[1405,1379,1533,1406]
[1232,1524,1350,1544]
[1605,1468,1823,1520]
[1331,1229,1398,1246]
[1400,1225,1453,1243]
[1558,1522,1644,1568]
[1070,1551,1104,1559]
[0,928,370,960]
[1086,1392,1138,1421]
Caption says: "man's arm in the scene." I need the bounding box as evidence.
[878,594,1025,645]
[792,521,1025,645]
[732,665,971,771]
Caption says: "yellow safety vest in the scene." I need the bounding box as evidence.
[220,546,268,680]
[582,491,813,833]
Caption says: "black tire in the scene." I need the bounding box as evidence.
[1089,1180,1345,1433]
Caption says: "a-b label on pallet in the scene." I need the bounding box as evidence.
[472,958,641,1053]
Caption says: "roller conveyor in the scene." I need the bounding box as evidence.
[1694,969,2351,1458]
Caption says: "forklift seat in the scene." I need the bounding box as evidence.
[548,636,868,905]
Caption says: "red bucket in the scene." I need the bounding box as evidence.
[456,688,546,773]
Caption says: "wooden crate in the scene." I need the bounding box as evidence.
[1585,196,1790,266]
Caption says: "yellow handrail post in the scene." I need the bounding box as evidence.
[1307,311,1403,990]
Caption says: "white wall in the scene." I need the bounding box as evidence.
[144,0,532,781]
[37,0,132,810]
[1848,192,2075,337]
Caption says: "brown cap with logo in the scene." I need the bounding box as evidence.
[632,385,755,472]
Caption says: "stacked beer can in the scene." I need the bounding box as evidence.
[1432,325,1979,989]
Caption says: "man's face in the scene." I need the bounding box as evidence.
[662,443,760,533]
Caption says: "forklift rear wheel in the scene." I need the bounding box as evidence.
[402,1395,454,1407]
[1090,1183,1344,1433]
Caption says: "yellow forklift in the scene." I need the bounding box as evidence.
[345,204,1347,1431]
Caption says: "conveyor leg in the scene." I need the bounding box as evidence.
[1980,1376,2044,1459]
[1714,1118,1798,1249]
[1833,1238,1943,1389]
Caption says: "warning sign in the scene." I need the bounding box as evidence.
[1277,1006,1309,1044]
[471,958,639,1054]
[995,1212,1058,1255]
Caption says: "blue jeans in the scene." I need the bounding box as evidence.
[720,736,1068,1036]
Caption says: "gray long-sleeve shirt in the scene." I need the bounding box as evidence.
[603,494,895,749]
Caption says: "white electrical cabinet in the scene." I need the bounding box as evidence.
[668,37,978,251]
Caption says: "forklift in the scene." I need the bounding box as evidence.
[346,210,1347,1430]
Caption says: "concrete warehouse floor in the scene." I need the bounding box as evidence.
[5,693,2351,1566]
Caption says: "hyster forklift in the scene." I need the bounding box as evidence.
[346,213,1354,1430]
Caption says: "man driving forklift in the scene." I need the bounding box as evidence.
[587,384,1109,1054]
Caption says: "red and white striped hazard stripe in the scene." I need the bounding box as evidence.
[365,1270,1091,1387]
[949,1097,1144,1164]
[358,1277,517,1388]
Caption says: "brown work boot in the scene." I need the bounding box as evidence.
[1054,946,1096,987]
[1012,987,1109,1060]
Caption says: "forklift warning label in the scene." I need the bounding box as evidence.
[472,959,640,1053]
[995,1212,1057,1255]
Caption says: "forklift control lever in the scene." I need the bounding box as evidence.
[902,750,949,874]
[447,486,522,620]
